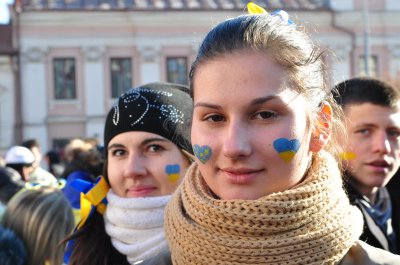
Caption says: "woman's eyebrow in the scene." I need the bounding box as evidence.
[107,143,124,150]
[194,102,222,109]
[250,95,279,105]
[194,96,281,110]
[141,138,169,146]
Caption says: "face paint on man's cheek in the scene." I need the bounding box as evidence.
[339,151,356,160]
[165,164,181,182]
[193,144,212,164]
[273,138,300,163]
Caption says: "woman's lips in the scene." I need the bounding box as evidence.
[220,167,263,184]
[126,186,157,197]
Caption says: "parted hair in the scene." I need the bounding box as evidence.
[189,13,345,160]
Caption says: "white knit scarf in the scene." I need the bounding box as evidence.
[104,190,171,264]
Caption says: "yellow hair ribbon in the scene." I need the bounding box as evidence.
[78,176,109,229]
[247,2,295,25]
[247,2,267,14]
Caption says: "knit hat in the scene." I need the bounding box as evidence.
[5,146,35,166]
[104,82,193,154]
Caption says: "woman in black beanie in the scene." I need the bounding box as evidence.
[65,82,193,265]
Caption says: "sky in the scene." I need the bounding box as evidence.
[0,0,14,24]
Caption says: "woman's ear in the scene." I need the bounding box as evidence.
[310,102,332,153]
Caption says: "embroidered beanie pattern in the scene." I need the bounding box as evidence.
[104,82,193,154]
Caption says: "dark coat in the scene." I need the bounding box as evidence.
[345,182,400,254]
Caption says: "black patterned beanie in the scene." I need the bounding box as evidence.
[104,82,193,155]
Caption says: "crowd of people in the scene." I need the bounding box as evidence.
[1,2,400,264]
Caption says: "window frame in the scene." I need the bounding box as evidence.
[110,57,133,98]
[166,56,188,85]
[53,57,77,100]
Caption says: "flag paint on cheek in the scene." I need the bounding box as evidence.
[165,164,181,182]
[273,138,300,163]
[193,145,212,164]
[340,152,356,160]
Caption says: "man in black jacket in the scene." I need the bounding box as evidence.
[334,77,400,254]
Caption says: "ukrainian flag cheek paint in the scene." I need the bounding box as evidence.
[273,138,300,163]
[340,152,356,160]
[193,144,212,164]
[165,164,181,182]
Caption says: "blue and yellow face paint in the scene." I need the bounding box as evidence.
[273,138,300,163]
[193,144,212,164]
[340,151,356,160]
[165,164,181,182]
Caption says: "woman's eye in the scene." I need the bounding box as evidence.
[111,149,126,157]
[253,111,277,120]
[204,114,225,122]
[148,144,165,153]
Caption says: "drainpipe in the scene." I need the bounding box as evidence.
[329,8,356,77]
[362,0,370,76]
[12,0,23,143]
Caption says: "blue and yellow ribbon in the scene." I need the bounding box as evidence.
[247,2,294,25]
[64,176,109,264]
[71,175,109,229]
[247,2,267,14]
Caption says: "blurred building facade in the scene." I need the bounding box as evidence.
[0,0,400,155]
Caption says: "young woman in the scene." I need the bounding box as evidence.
[164,3,400,264]
[1,186,74,265]
[66,82,193,265]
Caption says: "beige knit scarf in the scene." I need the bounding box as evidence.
[165,151,363,265]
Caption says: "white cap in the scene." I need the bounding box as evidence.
[5,146,35,165]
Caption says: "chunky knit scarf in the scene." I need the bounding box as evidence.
[165,151,364,265]
[104,190,171,264]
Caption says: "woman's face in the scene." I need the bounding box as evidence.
[107,131,190,198]
[191,50,318,200]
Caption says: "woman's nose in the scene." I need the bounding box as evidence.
[222,121,252,159]
[123,153,147,178]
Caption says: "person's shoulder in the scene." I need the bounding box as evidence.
[0,166,23,184]
[30,167,57,183]
[340,240,400,265]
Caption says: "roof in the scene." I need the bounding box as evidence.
[19,0,330,11]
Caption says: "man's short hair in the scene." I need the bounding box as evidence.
[333,77,400,108]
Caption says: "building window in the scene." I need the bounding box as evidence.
[53,58,76,99]
[110,58,132,98]
[166,57,188,85]
[358,55,378,77]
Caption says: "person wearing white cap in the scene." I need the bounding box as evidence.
[5,146,35,181]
